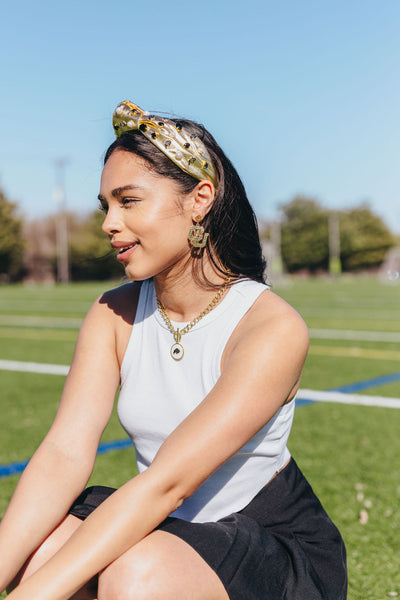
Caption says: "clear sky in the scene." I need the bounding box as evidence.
[1,0,399,232]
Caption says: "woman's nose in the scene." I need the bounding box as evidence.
[102,207,123,235]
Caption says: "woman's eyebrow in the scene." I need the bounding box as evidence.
[97,183,144,201]
[97,185,145,202]
[111,184,144,198]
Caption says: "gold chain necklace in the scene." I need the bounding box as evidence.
[157,278,230,361]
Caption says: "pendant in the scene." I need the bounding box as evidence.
[170,342,184,360]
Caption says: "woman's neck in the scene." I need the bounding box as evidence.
[153,262,228,323]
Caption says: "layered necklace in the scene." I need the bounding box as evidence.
[157,277,231,361]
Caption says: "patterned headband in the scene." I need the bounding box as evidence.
[112,101,218,188]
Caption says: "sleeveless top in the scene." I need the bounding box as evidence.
[118,278,295,523]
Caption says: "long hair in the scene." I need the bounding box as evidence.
[104,119,266,287]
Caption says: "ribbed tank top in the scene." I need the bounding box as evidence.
[118,278,294,523]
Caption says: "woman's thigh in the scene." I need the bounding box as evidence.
[98,529,229,600]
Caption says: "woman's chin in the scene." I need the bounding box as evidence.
[122,263,151,282]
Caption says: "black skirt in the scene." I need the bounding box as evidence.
[68,458,347,599]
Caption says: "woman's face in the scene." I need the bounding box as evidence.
[99,149,195,281]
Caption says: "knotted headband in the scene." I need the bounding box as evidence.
[112,101,218,188]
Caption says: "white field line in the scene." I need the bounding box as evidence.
[309,329,400,342]
[1,360,399,409]
[0,359,69,376]
[297,389,400,409]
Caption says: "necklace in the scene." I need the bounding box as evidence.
[157,278,231,361]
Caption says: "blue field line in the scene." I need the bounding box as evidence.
[96,438,133,455]
[291,371,400,407]
[0,459,30,478]
[328,372,400,394]
[0,439,134,479]
[295,398,315,407]
[2,372,400,479]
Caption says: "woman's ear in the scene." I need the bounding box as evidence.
[191,180,215,219]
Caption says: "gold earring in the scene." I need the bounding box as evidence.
[188,216,209,249]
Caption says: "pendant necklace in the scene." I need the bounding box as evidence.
[156,277,230,361]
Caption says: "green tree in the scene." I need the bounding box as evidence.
[280,196,329,273]
[276,196,395,274]
[0,187,25,281]
[340,203,394,271]
[68,211,125,280]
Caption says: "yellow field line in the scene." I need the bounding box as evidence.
[309,345,400,361]
[0,315,82,328]
[0,328,77,341]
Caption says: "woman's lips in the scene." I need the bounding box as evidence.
[115,242,139,262]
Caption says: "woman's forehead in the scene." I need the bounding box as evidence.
[101,151,154,186]
[100,150,176,197]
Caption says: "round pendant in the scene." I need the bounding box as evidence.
[170,342,184,360]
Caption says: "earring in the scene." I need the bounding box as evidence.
[188,216,209,249]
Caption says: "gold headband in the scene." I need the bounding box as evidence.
[112,101,218,188]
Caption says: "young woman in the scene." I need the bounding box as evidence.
[1,101,347,600]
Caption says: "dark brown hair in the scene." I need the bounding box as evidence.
[104,118,266,287]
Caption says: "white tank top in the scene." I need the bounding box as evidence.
[118,278,294,523]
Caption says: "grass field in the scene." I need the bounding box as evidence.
[0,275,399,599]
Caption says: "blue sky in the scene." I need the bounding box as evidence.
[1,0,399,232]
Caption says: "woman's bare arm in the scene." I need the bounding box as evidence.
[6,291,309,600]
[0,295,121,592]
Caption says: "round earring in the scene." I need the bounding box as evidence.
[188,216,209,249]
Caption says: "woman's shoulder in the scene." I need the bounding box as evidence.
[250,287,308,340]
[96,280,142,326]
[223,283,309,365]
[231,279,306,330]
[83,280,142,367]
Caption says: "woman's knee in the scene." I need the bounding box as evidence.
[98,545,158,600]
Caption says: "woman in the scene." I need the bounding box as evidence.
[1,101,347,600]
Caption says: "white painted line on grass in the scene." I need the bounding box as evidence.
[297,389,400,409]
[309,329,400,343]
[1,360,399,409]
[0,359,69,376]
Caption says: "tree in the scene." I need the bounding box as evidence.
[275,196,395,274]
[280,196,330,273]
[0,187,25,281]
[339,203,395,271]
[68,211,125,280]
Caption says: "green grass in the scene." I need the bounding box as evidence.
[1,275,400,599]
[289,402,400,599]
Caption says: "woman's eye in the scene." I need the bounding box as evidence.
[121,197,139,207]
[98,201,108,213]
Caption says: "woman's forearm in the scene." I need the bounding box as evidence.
[5,468,181,600]
[0,438,94,592]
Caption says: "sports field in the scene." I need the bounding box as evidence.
[0,276,399,599]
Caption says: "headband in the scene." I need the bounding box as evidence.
[112,101,218,188]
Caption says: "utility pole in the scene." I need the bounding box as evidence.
[329,211,341,276]
[54,159,69,283]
